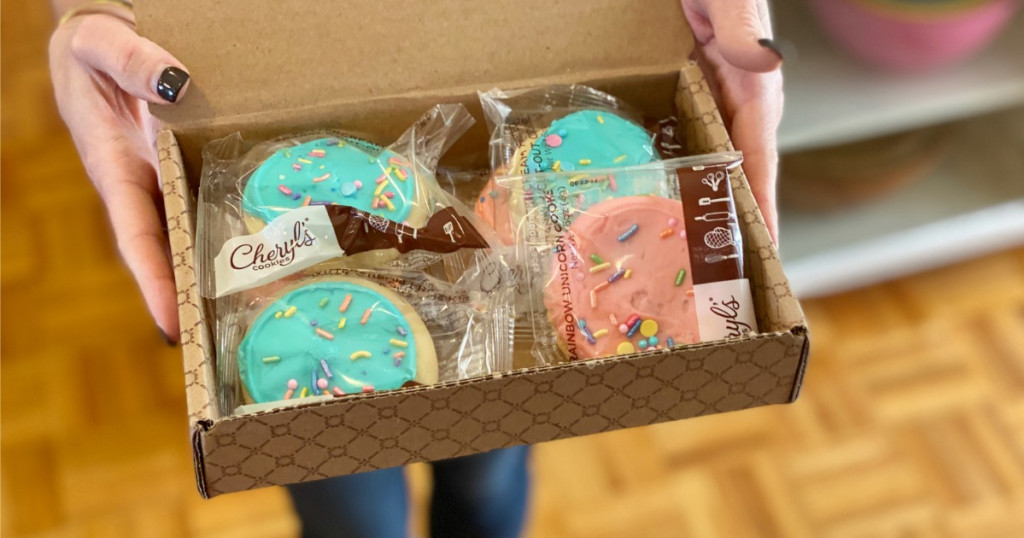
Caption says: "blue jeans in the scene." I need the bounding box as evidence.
[287,446,530,538]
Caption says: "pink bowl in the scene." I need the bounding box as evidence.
[809,0,1022,72]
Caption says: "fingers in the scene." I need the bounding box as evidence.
[91,147,181,341]
[108,180,181,341]
[701,0,782,73]
[684,1,785,243]
[722,69,783,244]
[733,119,780,244]
[69,14,190,104]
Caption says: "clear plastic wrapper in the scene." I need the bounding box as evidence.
[497,153,758,366]
[475,86,688,250]
[480,84,658,176]
[198,104,481,296]
[195,105,516,415]
[218,267,513,416]
[439,166,532,301]
[476,84,675,246]
[474,86,689,319]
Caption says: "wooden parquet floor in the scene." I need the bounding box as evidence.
[4,3,1024,537]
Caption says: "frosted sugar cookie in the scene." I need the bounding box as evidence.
[543,196,698,360]
[242,137,427,233]
[237,277,437,403]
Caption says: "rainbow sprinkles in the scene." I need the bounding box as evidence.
[544,196,700,360]
[237,280,427,403]
[242,137,418,225]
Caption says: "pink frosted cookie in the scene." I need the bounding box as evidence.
[474,175,515,245]
[543,196,698,360]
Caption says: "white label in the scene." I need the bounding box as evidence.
[214,206,344,297]
[692,278,757,341]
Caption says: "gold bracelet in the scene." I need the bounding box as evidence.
[58,0,133,26]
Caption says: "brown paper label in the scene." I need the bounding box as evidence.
[677,167,744,284]
[644,116,687,159]
[326,205,489,255]
[677,166,756,339]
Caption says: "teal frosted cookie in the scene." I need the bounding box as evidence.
[524,110,658,174]
[237,278,438,403]
[523,110,666,212]
[241,137,425,232]
[477,110,666,243]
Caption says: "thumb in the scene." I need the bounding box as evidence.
[703,0,782,73]
[70,15,190,103]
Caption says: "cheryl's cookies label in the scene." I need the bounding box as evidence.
[215,205,344,297]
[692,278,756,340]
[214,205,490,297]
[677,166,757,339]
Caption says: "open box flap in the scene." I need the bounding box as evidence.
[135,0,696,130]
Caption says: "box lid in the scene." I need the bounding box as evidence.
[135,0,695,130]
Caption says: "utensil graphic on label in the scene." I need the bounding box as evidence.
[394,223,417,243]
[702,171,725,192]
[367,214,389,233]
[704,227,736,249]
[699,196,730,206]
[704,252,740,264]
[694,211,732,223]
[443,221,456,243]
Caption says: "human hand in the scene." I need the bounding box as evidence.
[681,0,784,243]
[49,7,190,342]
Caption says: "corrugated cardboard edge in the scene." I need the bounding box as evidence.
[791,330,811,402]
[158,131,218,426]
[191,423,210,499]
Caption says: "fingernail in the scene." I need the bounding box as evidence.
[758,38,785,62]
[159,328,179,347]
[156,67,189,103]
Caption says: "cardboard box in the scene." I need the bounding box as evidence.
[139,0,809,498]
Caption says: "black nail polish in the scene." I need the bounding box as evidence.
[758,38,785,62]
[156,67,189,103]
[159,328,179,347]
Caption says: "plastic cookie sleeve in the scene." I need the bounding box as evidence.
[478,84,650,174]
[214,266,515,416]
[195,104,478,299]
[500,153,755,365]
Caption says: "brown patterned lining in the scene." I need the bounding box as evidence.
[201,333,804,494]
[158,131,218,424]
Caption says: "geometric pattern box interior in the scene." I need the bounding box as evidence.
[140,0,809,497]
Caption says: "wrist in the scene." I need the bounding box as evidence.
[55,0,133,26]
